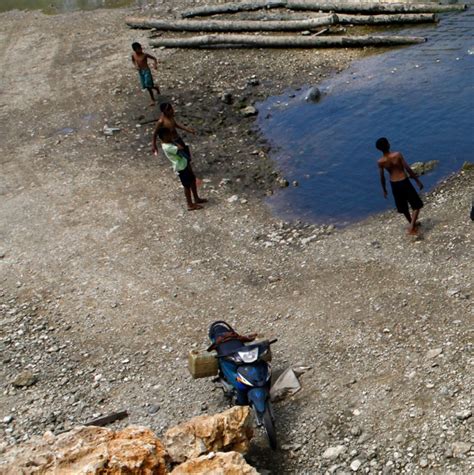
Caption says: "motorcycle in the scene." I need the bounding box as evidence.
[208,320,278,450]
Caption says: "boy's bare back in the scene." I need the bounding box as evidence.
[378,151,408,182]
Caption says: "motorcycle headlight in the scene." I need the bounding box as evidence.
[238,347,259,363]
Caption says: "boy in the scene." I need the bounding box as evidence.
[158,128,207,211]
[376,137,424,235]
[152,102,195,158]
[131,42,160,106]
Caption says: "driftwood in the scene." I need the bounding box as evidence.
[181,1,467,18]
[126,14,336,32]
[336,13,438,24]
[126,13,436,32]
[286,1,467,13]
[150,34,426,49]
[84,411,129,427]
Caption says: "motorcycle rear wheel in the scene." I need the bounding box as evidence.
[262,405,277,450]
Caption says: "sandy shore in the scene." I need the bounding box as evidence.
[1,2,472,473]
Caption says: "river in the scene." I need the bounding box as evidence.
[257,3,474,225]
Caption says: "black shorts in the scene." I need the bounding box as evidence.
[390,178,423,214]
[178,165,195,188]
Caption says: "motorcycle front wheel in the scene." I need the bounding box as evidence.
[262,405,277,450]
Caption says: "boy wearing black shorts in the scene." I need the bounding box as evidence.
[158,128,207,211]
[376,137,424,235]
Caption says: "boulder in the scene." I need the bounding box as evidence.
[12,370,38,388]
[0,425,167,475]
[305,86,322,102]
[171,451,259,474]
[410,160,439,175]
[461,161,474,171]
[240,106,258,117]
[164,406,253,464]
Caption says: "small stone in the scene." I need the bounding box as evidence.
[12,371,38,388]
[148,404,160,415]
[227,195,239,203]
[451,441,471,457]
[322,445,347,460]
[247,78,260,86]
[455,409,472,421]
[305,86,322,102]
[419,458,429,468]
[350,426,362,437]
[292,180,299,187]
[268,276,280,283]
[447,288,461,297]
[426,348,443,359]
[200,402,208,412]
[220,92,233,104]
[351,459,362,471]
[3,415,13,424]
[240,106,258,117]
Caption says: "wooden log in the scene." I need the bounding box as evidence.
[286,1,467,13]
[181,1,467,18]
[150,34,426,49]
[335,13,438,25]
[126,14,336,32]
[182,1,286,18]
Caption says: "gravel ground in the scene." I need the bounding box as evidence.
[0,1,472,473]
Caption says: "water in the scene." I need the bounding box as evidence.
[0,0,136,14]
[257,5,474,226]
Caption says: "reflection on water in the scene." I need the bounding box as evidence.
[0,0,136,14]
[257,5,474,226]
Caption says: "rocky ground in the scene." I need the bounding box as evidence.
[0,1,472,474]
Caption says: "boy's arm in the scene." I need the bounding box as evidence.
[401,154,424,190]
[175,121,196,135]
[152,120,162,155]
[378,163,388,199]
[146,53,158,70]
[131,54,138,70]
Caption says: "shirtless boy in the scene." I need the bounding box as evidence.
[376,137,424,235]
[152,103,195,157]
[158,127,207,211]
[131,42,160,106]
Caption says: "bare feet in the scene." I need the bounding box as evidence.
[407,226,419,236]
[188,204,203,211]
[195,198,208,204]
[148,101,156,108]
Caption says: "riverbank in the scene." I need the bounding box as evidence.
[1,2,472,474]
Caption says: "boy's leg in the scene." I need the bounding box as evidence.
[408,208,420,235]
[184,186,203,210]
[188,165,207,204]
[191,179,207,204]
[146,88,155,106]
[402,210,412,224]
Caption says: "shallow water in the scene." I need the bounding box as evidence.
[257,4,474,226]
[0,0,136,14]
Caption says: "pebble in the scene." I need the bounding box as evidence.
[455,409,472,421]
[12,371,38,388]
[322,445,347,460]
[426,348,443,359]
[227,195,239,203]
[148,404,160,415]
[350,459,362,471]
[240,106,258,117]
[3,415,14,424]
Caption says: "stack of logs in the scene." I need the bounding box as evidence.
[126,1,468,49]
